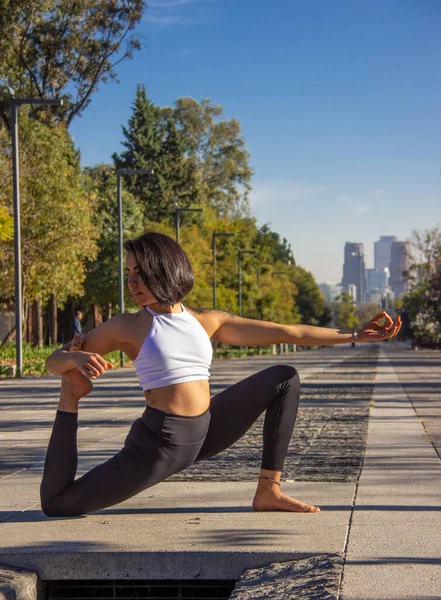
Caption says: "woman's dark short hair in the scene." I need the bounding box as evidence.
[124,232,194,306]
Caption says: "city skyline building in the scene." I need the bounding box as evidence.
[367,267,389,291]
[347,284,357,304]
[374,235,398,270]
[389,240,412,297]
[342,242,366,305]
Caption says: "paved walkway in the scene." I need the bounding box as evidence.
[0,343,440,599]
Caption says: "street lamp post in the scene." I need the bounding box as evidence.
[173,206,203,244]
[212,233,235,310]
[116,168,151,367]
[7,81,63,377]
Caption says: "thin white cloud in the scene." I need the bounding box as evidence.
[353,204,369,214]
[143,14,214,27]
[250,181,330,210]
[143,15,182,25]
[336,187,385,215]
[180,48,191,60]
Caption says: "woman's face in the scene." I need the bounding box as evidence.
[125,252,155,306]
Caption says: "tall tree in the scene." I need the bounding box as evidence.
[82,164,145,316]
[0,0,145,130]
[173,97,253,220]
[292,265,330,326]
[333,293,359,331]
[113,85,198,222]
[0,115,98,340]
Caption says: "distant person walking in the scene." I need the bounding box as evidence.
[73,311,83,337]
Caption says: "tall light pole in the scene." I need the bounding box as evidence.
[6,80,63,377]
[212,232,235,310]
[116,168,151,367]
[173,206,203,244]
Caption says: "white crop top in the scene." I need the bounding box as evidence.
[133,303,213,391]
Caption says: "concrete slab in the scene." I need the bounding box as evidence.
[341,349,441,600]
[0,345,378,588]
[0,481,354,579]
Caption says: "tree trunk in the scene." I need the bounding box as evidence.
[49,296,58,344]
[91,303,103,329]
[105,302,112,322]
[1,326,16,347]
[26,300,32,343]
[32,300,43,349]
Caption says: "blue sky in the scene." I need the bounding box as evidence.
[70,0,441,284]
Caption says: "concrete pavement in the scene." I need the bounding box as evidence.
[0,343,440,599]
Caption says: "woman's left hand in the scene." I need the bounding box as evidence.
[358,311,401,343]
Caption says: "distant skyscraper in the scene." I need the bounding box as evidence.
[389,241,412,297]
[347,284,357,304]
[374,236,398,270]
[367,267,389,291]
[342,242,366,305]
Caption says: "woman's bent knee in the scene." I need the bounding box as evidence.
[266,364,299,383]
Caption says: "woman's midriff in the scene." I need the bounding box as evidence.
[143,379,211,416]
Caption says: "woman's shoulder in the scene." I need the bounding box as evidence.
[184,305,219,338]
[106,310,145,334]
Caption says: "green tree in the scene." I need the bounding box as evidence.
[357,301,382,325]
[292,265,329,326]
[113,85,198,222]
[0,115,98,341]
[401,228,441,342]
[173,97,253,220]
[0,0,145,129]
[334,293,359,331]
[82,164,145,317]
[0,204,13,241]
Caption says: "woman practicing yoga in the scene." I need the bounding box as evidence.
[41,232,401,517]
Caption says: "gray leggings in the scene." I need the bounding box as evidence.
[41,365,300,517]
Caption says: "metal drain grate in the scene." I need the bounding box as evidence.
[45,579,237,599]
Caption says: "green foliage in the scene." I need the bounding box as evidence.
[0,0,145,129]
[0,204,13,241]
[291,265,328,326]
[82,164,145,310]
[333,292,359,331]
[113,85,199,223]
[401,228,441,342]
[173,96,253,220]
[402,261,441,342]
[0,114,98,307]
[0,341,123,376]
[357,301,382,326]
[113,90,253,228]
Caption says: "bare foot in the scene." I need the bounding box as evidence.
[61,368,93,400]
[252,484,320,513]
[61,334,92,400]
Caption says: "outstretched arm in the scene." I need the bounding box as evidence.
[212,310,401,346]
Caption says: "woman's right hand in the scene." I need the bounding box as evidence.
[71,349,114,380]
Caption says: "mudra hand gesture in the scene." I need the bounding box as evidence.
[358,311,401,343]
